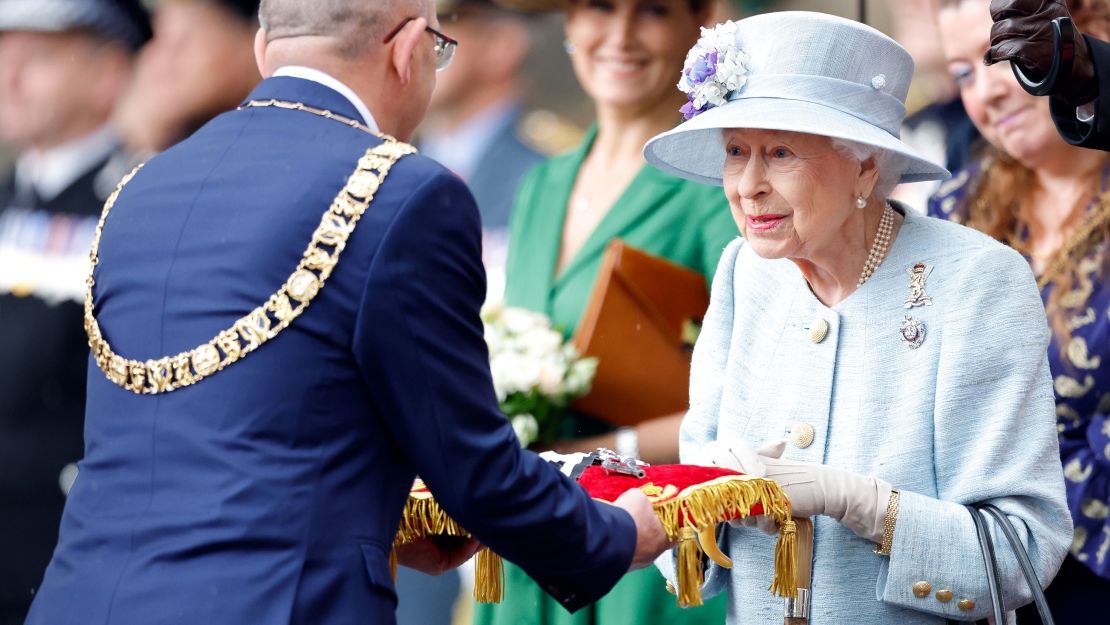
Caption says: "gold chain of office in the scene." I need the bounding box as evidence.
[84,100,417,395]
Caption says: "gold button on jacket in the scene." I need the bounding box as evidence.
[935,589,953,603]
[912,581,932,598]
[957,598,976,611]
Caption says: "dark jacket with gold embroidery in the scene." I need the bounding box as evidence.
[929,166,1110,584]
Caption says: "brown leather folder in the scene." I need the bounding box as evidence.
[571,239,710,426]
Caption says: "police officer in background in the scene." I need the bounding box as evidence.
[0,1,150,622]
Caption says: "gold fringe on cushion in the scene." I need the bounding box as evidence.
[395,496,471,544]
[473,547,505,603]
[394,493,505,603]
[676,527,705,607]
[649,476,796,603]
[392,475,797,606]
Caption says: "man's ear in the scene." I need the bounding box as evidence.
[254,28,269,77]
[390,17,427,85]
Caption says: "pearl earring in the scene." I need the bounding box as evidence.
[563,40,576,55]
[856,195,867,209]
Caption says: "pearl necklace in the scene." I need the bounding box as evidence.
[857,204,895,287]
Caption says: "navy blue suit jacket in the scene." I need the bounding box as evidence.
[25,77,635,625]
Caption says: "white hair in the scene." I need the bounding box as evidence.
[829,139,909,201]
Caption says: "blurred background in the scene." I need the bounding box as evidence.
[0,1,923,169]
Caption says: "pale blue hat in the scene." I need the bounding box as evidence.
[644,11,950,186]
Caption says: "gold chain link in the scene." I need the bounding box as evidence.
[238,99,377,134]
[84,100,417,394]
[1037,191,1110,290]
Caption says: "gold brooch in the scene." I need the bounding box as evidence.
[904,262,933,308]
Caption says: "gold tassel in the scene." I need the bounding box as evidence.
[393,475,797,606]
[395,497,470,545]
[473,547,504,603]
[676,526,704,607]
[389,547,398,582]
[771,519,797,599]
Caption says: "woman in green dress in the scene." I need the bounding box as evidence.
[474,0,737,623]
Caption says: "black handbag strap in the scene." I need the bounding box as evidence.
[977,504,1056,625]
[968,504,1007,625]
[947,505,1057,625]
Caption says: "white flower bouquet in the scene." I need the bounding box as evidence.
[481,305,598,447]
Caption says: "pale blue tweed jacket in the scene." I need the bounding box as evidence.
[657,208,1072,624]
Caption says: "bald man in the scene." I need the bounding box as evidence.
[24,2,668,624]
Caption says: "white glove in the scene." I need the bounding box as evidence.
[694,438,786,475]
[693,439,787,534]
[760,456,893,544]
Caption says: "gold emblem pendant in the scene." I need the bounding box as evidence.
[904,262,933,308]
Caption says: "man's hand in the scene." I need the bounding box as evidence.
[986,0,1098,104]
[394,536,483,576]
[613,489,672,570]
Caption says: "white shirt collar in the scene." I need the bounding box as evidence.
[15,125,118,202]
[272,66,379,133]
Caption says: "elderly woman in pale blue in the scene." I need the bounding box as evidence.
[644,11,1072,625]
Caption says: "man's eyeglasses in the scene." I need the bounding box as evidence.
[383,18,458,72]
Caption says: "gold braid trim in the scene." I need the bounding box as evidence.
[1037,190,1110,290]
[391,475,797,606]
[84,114,416,395]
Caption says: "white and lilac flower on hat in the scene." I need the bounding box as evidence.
[677,21,750,121]
[647,11,951,186]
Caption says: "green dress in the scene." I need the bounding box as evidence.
[473,126,737,625]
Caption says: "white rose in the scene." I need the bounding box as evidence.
[511,414,539,447]
[508,355,542,393]
[489,353,516,398]
[564,357,598,396]
[501,307,545,336]
[537,360,567,396]
[492,351,535,394]
[522,327,563,358]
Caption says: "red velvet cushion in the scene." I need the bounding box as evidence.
[576,464,767,518]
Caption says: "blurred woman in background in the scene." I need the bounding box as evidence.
[932,0,1110,620]
[473,0,737,623]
